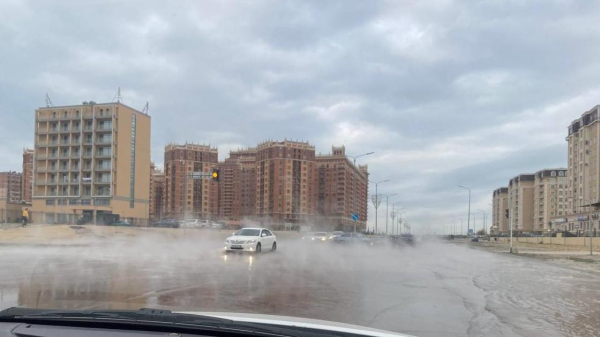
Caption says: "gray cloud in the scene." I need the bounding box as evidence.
[1,0,599,231]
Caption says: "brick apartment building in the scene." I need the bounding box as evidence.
[21,149,33,203]
[0,171,22,204]
[149,162,165,221]
[316,146,369,231]
[163,143,219,219]
[255,140,317,226]
[218,148,257,223]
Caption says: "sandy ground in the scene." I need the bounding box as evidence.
[453,239,600,275]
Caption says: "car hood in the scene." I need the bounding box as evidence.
[177,311,414,337]
[227,235,260,241]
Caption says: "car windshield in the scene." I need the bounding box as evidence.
[233,229,261,236]
[2,2,599,336]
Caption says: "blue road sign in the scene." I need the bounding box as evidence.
[351,213,359,221]
[468,229,474,234]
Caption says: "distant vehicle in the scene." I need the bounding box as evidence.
[389,234,415,246]
[302,232,329,242]
[332,233,371,245]
[224,228,277,253]
[210,222,224,230]
[152,219,180,228]
[182,219,223,229]
[329,231,344,240]
[108,220,132,227]
[471,237,479,242]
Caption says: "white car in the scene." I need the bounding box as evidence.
[224,228,277,253]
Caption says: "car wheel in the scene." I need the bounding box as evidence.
[271,242,277,252]
[255,243,262,253]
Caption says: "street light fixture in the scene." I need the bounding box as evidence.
[348,152,374,166]
[458,185,472,235]
[396,211,407,234]
[370,180,390,234]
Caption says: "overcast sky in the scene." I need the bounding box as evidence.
[1,0,598,232]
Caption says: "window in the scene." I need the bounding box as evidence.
[45,199,55,206]
[94,199,110,206]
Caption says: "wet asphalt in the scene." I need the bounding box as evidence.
[0,236,599,337]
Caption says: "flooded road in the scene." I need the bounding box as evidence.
[0,236,599,337]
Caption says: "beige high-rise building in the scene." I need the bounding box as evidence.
[533,169,568,232]
[316,146,369,231]
[255,140,317,226]
[492,187,508,233]
[32,102,151,224]
[508,174,535,233]
[22,149,34,203]
[163,143,219,219]
[566,105,600,232]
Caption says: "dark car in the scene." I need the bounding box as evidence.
[332,233,371,245]
[152,219,180,228]
[389,234,415,246]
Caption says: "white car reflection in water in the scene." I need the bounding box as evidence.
[224,228,277,253]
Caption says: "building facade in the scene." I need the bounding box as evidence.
[508,174,535,233]
[533,169,568,232]
[21,149,34,203]
[492,187,508,234]
[255,140,317,226]
[315,146,369,231]
[163,143,218,220]
[561,105,600,232]
[0,171,22,204]
[218,148,257,223]
[32,102,151,224]
[149,162,165,221]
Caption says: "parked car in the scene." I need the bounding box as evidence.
[389,234,415,246]
[224,228,277,253]
[108,220,132,227]
[152,219,180,228]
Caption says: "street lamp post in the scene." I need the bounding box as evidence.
[381,193,398,235]
[396,212,406,234]
[458,185,472,235]
[477,209,487,235]
[391,202,402,235]
[370,180,390,234]
[347,152,374,166]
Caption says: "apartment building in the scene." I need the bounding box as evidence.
[163,143,218,219]
[149,162,165,221]
[315,146,369,231]
[492,187,508,233]
[566,105,600,232]
[508,174,535,233]
[32,102,151,224]
[21,149,34,203]
[255,140,317,225]
[218,148,257,223]
[533,169,568,231]
[0,171,22,204]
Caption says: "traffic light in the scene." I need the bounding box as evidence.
[505,209,509,219]
[211,168,220,182]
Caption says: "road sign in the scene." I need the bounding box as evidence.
[351,213,359,221]
[468,229,474,234]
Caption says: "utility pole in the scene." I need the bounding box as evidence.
[382,193,397,235]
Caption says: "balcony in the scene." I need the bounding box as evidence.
[95,139,112,145]
[70,154,81,159]
[58,167,70,172]
[59,154,70,159]
[70,166,80,172]
[95,112,114,120]
[95,178,112,184]
[96,125,113,132]
[47,179,58,185]
[83,139,93,145]
[36,154,48,160]
[83,153,93,158]
[96,152,112,158]
[95,165,112,171]
[82,177,92,184]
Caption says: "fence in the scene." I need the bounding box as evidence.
[0,210,149,227]
[494,236,600,248]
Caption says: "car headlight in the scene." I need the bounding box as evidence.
[247,239,257,243]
